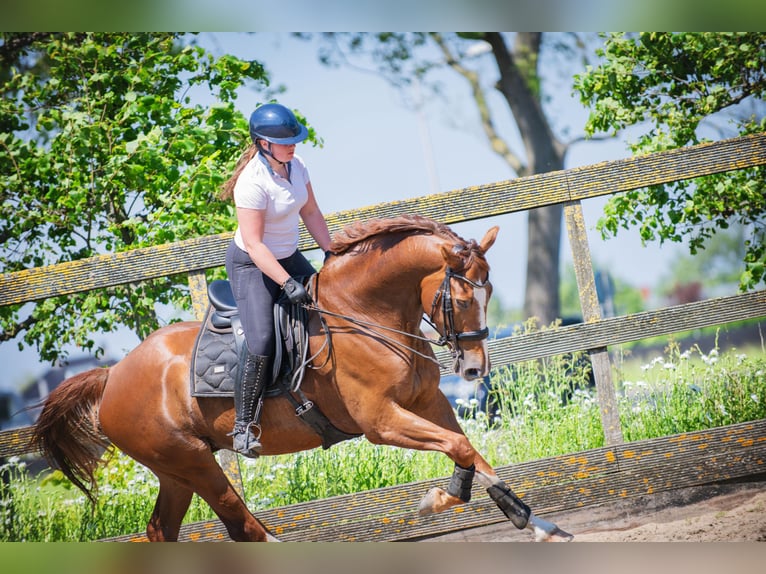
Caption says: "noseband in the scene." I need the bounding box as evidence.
[427,267,490,351]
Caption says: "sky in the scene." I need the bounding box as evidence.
[1,32,694,389]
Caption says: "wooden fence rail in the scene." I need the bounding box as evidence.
[1,132,765,541]
[2,132,764,307]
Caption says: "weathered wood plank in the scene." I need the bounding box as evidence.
[4,290,764,457]
[566,132,766,201]
[0,425,35,459]
[564,199,622,444]
[100,419,765,542]
[3,133,764,307]
[4,291,764,456]
[479,289,766,369]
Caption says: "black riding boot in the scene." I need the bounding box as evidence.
[230,352,270,458]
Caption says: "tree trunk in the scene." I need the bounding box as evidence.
[525,205,562,325]
[486,32,563,325]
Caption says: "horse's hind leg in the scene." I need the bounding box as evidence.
[161,449,277,542]
[124,440,275,541]
[146,474,194,542]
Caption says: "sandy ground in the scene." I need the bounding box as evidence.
[423,479,766,542]
[573,483,766,542]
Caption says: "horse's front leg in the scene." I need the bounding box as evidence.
[362,398,573,541]
[417,454,572,541]
[474,469,574,542]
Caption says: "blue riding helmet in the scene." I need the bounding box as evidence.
[249,103,308,145]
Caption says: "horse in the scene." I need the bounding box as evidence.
[32,214,573,542]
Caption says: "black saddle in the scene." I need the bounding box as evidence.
[190,278,360,449]
[207,279,238,328]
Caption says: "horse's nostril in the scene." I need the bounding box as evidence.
[463,368,481,381]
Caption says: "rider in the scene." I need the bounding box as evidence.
[220,102,333,457]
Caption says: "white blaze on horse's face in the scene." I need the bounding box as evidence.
[462,279,491,380]
[448,273,491,381]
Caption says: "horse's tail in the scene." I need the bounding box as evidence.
[31,367,111,504]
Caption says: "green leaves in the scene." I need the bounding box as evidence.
[0,32,270,361]
[575,33,766,291]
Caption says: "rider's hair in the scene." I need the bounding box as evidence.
[219,144,258,201]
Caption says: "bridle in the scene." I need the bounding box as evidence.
[424,266,490,349]
[304,264,490,371]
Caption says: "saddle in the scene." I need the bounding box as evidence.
[190,279,360,449]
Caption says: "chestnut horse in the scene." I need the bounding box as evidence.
[33,215,572,542]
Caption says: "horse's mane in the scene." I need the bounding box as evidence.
[330,214,487,270]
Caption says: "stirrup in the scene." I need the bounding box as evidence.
[229,422,262,458]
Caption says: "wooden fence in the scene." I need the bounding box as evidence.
[1,132,765,541]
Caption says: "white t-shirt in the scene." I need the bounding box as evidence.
[233,153,310,259]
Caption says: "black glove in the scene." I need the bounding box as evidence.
[282,277,312,305]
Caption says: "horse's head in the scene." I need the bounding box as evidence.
[424,225,499,380]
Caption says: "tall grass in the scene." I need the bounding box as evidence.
[1,343,764,541]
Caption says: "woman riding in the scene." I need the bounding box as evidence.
[220,102,333,457]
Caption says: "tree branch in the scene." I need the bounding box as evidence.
[430,33,526,176]
[0,314,37,343]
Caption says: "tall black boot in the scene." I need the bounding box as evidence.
[230,352,270,457]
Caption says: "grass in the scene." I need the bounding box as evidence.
[1,340,764,541]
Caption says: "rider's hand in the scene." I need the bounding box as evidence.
[282,277,312,305]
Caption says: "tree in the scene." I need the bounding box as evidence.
[574,32,766,292]
[657,223,752,302]
[310,33,600,325]
[0,33,272,362]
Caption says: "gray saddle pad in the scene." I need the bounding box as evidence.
[190,305,240,397]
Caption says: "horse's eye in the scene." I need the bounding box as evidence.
[456,299,471,310]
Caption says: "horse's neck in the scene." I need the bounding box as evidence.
[322,236,441,320]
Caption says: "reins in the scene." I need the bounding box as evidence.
[301,267,491,372]
[304,303,447,367]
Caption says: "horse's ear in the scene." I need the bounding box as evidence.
[440,244,464,268]
[480,226,499,253]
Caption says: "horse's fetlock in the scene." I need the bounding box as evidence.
[446,462,475,502]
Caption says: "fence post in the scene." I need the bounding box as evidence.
[187,269,246,497]
[563,200,624,445]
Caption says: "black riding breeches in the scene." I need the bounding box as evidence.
[225,241,315,356]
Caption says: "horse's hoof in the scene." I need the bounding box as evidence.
[418,487,451,515]
[535,525,574,542]
[527,513,574,542]
[418,486,466,515]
